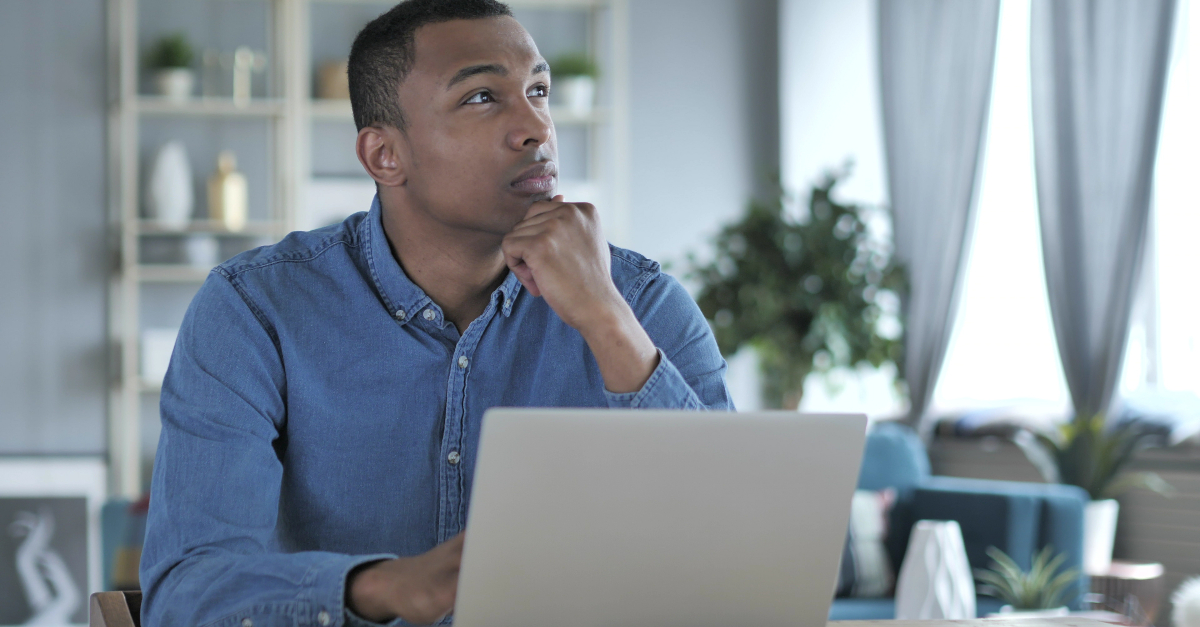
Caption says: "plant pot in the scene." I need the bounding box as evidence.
[155,68,195,101]
[554,75,595,116]
[1084,498,1120,575]
[994,605,1070,617]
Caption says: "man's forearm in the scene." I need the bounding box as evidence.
[578,298,659,394]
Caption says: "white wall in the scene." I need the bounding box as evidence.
[627,0,779,269]
[0,1,108,454]
[779,0,885,206]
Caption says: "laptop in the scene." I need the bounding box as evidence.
[453,409,868,627]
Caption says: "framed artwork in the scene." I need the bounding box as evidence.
[0,458,106,627]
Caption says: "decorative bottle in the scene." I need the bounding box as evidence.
[207,150,247,232]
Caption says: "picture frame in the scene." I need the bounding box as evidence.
[0,458,106,627]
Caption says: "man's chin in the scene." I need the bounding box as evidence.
[525,190,556,204]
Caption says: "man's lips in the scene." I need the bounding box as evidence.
[510,162,557,195]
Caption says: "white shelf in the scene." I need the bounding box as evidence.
[136,265,214,283]
[135,96,286,117]
[309,98,608,125]
[137,220,283,237]
[309,0,609,5]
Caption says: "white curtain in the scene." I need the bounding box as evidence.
[1031,0,1178,418]
[877,0,1000,430]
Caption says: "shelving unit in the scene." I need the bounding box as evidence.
[106,0,629,498]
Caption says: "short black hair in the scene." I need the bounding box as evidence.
[348,0,513,131]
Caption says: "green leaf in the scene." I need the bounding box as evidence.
[1101,471,1176,499]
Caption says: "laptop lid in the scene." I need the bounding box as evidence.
[454,410,867,627]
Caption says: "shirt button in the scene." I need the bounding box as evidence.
[458,355,469,369]
[504,298,512,308]
[447,450,461,465]
[423,309,435,321]
[394,309,406,320]
[317,610,331,626]
[241,619,253,627]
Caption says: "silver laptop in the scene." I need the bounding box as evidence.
[454,409,867,627]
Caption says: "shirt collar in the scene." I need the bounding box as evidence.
[361,194,523,325]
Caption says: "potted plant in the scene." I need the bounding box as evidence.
[687,168,907,409]
[976,545,1080,615]
[1012,414,1174,575]
[145,32,196,101]
[549,53,598,116]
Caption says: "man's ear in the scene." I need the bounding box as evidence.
[356,125,407,187]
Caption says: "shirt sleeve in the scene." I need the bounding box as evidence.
[141,271,392,627]
[603,271,735,410]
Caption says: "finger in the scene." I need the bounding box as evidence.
[524,197,567,220]
[511,204,581,235]
[508,261,540,297]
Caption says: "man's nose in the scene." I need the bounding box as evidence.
[506,101,553,151]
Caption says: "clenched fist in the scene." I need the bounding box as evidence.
[501,195,623,331]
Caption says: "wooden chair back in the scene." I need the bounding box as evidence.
[89,591,141,627]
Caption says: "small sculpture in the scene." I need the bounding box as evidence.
[1175,576,1200,627]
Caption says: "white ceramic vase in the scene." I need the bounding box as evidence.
[557,75,595,116]
[895,520,977,620]
[155,68,195,101]
[1084,499,1120,575]
[146,141,194,230]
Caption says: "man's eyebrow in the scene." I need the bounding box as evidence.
[533,61,549,75]
[446,64,508,89]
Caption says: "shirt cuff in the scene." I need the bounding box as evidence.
[603,348,703,410]
[299,552,398,627]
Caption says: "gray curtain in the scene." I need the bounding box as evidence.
[1031,0,1176,419]
[877,0,1000,430]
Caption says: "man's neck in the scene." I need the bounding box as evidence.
[379,196,508,334]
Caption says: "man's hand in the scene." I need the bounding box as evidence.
[501,196,659,393]
[346,533,463,625]
[501,196,621,330]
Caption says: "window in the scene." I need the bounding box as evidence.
[931,0,1070,416]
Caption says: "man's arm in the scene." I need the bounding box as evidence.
[141,272,438,627]
[502,196,733,410]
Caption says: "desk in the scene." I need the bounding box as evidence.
[833,620,1117,627]
[94,599,1116,627]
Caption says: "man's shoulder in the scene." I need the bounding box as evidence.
[214,212,368,281]
[607,244,678,303]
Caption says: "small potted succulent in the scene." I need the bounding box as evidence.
[976,545,1080,615]
[145,32,196,101]
[549,53,599,116]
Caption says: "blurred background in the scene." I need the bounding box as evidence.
[1,0,1198,624]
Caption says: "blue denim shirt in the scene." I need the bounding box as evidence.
[140,197,733,627]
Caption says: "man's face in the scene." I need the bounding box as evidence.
[394,16,557,237]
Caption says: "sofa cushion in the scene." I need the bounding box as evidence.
[836,489,896,597]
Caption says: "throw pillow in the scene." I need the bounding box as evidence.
[835,488,896,598]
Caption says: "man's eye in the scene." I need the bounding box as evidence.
[528,84,548,98]
[464,91,494,104]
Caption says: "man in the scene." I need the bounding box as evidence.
[139,1,732,625]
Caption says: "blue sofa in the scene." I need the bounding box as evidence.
[828,422,1089,620]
